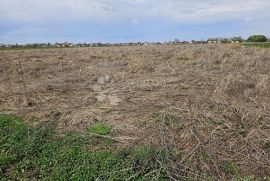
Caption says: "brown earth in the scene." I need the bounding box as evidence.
[1,44,270,180]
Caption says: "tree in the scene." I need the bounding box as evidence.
[174,38,180,43]
[220,38,230,43]
[247,35,268,42]
[231,37,243,43]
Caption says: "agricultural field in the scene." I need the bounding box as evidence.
[241,42,270,48]
[1,44,270,180]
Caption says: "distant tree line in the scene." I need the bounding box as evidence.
[218,35,269,44]
[1,35,269,49]
[247,35,268,42]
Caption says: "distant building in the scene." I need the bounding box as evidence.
[181,41,189,44]
[174,38,180,43]
[231,37,243,43]
[207,38,218,44]
[190,40,204,44]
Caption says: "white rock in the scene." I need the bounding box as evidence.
[104,75,110,82]
[93,84,102,92]
[97,75,110,85]
[108,95,121,105]
[96,93,106,102]
[97,77,105,84]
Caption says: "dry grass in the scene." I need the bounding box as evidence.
[1,44,270,179]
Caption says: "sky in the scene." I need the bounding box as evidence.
[0,0,270,44]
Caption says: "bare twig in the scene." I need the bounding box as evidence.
[5,70,13,94]
[18,59,29,105]
[89,132,137,143]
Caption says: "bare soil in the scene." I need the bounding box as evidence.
[1,44,270,179]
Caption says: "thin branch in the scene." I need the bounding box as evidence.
[19,59,29,105]
[5,70,13,94]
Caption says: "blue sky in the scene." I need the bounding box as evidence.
[0,0,270,44]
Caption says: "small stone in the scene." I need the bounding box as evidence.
[93,84,102,92]
[97,77,105,84]
[97,75,110,85]
[108,95,121,105]
[96,93,106,102]
[104,75,110,82]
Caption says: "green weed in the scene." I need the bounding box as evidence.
[222,161,239,175]
[241,42,270,48]
[232,176,257,181]
[87,123,111,135]
[0,115,171,180]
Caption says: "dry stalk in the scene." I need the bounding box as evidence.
[76,48,79,60]
[58,47,62,57]
[159,114,188,180]
[89,132,136,143]
[5,70,13,94]
[18,59,29,105]
[57,48,63,73]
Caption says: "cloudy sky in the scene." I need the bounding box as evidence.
[0,0,270,43]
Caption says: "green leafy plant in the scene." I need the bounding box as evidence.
[0,115,173,180]
[87,123,112,135]
[222,161,239,175]
[242,42,270,48]
[232,176,257,181]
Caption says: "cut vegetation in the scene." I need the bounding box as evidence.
[1,44,270,180]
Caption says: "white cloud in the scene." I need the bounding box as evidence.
[0,0,269,24]
[1,0,270,43]
[132,19,139,25]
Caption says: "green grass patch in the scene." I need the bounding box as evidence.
[222,161,239,175]
[241,42,270,48]
[232,176,257,181]
[103,108,116,114]
[0,46,80,51]
[232,175,270,181]
[87,123,112,135]
[0,47,58,51]
[0,115,170,180]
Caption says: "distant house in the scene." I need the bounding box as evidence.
[207,38,218,44]
[181,41,189,44]
[54,44,61,48]
[190,40,204,44]
[231,37,243,43]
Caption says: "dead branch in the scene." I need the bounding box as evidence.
[18,59,29,105]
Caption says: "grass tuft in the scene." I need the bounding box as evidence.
[0,115,170,180]
[222,161,239,175]
[241,42,270,48]
[87,123,112,135]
